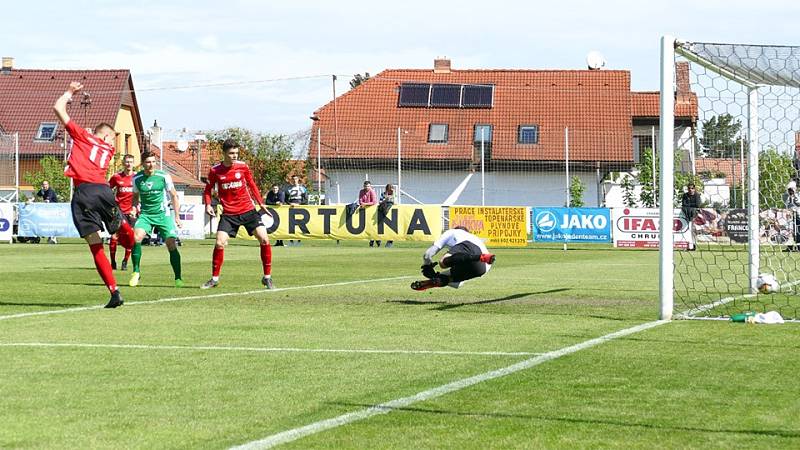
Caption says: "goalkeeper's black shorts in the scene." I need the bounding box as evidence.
[444,241,487,283]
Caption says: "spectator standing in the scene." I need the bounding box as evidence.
[265,184,285,246]
[285,175,307,246]
[354,181,378,247]
[783,181,800,252]
[377,183,396,248]
[36,180,59,244]
[681,183,702,251]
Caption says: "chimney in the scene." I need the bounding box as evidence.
[1,57,13,75]
[676,62,690,95]
[434,57,451,74]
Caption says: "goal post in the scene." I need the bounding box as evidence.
[660,36,800,320]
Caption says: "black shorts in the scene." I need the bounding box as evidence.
[444,241,487,283]
[217,209,263,237]
[71,183,123,238]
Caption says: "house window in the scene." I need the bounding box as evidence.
[428,124,449,143]
[474,124,493,160]
[35,122,58,141]
[518,125,539,144]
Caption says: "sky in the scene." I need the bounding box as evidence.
[4,0,799,140]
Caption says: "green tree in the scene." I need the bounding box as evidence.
[636,147,658,207]
[23,156,70,201]
[206,128,294,194]
[700,113,744,158]
[759,147,794,209]
[568,176,585,207]
[349,73,370,89]
[620,174,637,207]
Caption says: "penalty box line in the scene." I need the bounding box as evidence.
[229,319,670,449]
[0,276,414,322]
[0,342,540,357]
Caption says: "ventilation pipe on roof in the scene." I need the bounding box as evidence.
[434,57,451,73]
[1,57,13,75]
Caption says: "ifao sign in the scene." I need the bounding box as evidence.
[611,208,692,249]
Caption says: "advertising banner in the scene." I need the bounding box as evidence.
[241,205,442,241]
[691,208,794,245]
[449,206,527,247]
[611,208,692,249]
[0,203,12,242]
[17,203,80,238]
[532,207,611,243]
[177,203,207,240]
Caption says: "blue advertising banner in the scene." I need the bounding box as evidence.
[17,203,81,238]
[532,207,611,243]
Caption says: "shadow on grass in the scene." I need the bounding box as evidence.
[389,290,570,310]
[332,402,800,439]
[0,301,84,308]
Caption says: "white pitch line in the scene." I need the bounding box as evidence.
[0,276,414,322]
[0,342,539,357]
[229,320,669,450]
[676,278,800,319]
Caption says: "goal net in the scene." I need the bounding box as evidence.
[661,38,800,320]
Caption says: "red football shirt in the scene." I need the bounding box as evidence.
[108,171,135,214]
[64,120,116,185]
[203,161,263,215]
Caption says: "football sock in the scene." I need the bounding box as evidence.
[89,243,117,293]
[212,246,224,277]
[132,242,142,273]
[117,221,135,249]
[109,237,118,262]
[123,246,131,263]
[260,242,272,276]
[169,248,182,280]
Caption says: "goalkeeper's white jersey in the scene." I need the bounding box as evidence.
[432,228,489,255]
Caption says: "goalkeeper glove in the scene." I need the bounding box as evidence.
[421,262,439,279]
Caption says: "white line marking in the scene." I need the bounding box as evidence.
[229,320,668,449]
[677,279,800,319]
[0,342,539,357]
[0,276,414,322]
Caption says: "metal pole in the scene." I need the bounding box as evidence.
[740,139,745,208]
[317,127,322,204]
[332,75,339,154]
[397,127,402,205]
[14,133,19,202]
[747,87,760,293]
[481,127,485,206]
[658,35,676,320]
[652,125,657,206]
[564,127,569,252]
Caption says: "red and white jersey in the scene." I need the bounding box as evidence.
[203,161,263,215]
[64,120,116,185]
[108,171,135,214]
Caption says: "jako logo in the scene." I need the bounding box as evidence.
[535,211,557,232]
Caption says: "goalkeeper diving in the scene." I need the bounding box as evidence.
[411,226,496,291]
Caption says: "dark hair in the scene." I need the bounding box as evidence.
[222,139,238,152]
[93,122,115,134]
[363,180,371,186]
[687,183,696,188]
[123,154,135,160]
[271,184,280,188]
[140,151,155,160]
[454,225,469,232]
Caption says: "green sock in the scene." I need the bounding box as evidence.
[132,243,142,273]
[169,248,182,280]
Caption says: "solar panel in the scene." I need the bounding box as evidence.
[430,84,461,107]
[398,83,430,107]
[462,85,493,108]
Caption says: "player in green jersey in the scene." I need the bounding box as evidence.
[129,151,183,288]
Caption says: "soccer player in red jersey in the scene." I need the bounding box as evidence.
[53,82,134,308]
[201,139,274,289]
[108,154,137,271]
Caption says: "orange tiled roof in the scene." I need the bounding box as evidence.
[310,67,697,163]
[631,91,698,119]
[695,158,745,182]
[0,68,143,155]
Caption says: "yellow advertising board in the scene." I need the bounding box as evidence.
[449,206,528,247]
[237,205,442,241]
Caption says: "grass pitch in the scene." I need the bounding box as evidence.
[0,240,798,449]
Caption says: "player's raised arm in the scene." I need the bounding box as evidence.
[53,82,83,125]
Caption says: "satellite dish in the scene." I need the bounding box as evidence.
[176,139,189,152]
[586,51,606,70]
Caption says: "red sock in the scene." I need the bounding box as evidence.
[117,221,134,249]
[123,247,132,263]
[260,243,272,276]
[212,247,224,277]
[89,243,117,293]
[109,237,118,262]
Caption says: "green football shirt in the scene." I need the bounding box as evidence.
[132,169,175,215]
